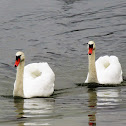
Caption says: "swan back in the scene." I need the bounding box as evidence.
[96,56,123,84]
[23,62,55,98]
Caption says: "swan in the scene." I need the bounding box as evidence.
[85,41,123,84]
[13,51,55,98]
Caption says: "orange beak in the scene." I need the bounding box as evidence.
[14,58,20,67]
[88,47,93,55]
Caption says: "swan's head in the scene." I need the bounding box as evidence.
[88,41,96,55]
[14,51,25,67]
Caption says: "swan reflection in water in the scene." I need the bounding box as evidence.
[88,89,97,126]
[13,87,121,126]
[14,98,54,126]
[88,87,121,126]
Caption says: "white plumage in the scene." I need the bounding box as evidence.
[85,41,123,84]
[23,63,55,98]
[13,52,55,98]
[95,55,123,84]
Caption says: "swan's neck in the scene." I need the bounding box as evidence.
[88,50,98,83]
[13,60,25,97]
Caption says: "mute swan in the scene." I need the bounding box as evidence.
[13,51,55,98]
[85,41,123,84]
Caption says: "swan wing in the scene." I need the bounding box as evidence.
[23,62,55,98]
[96,56,123,84]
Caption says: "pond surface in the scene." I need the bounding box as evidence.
[0,0,126,126]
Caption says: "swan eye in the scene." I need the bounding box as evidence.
[16,55,21,61]
[89,44,93,48]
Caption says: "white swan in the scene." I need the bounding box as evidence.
[85,41,123,84]
[13,51,55,98]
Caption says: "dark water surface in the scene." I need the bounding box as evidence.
[0,0,126,126]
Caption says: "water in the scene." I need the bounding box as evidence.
[0,0,126,125]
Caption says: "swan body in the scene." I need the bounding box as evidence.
[13,51,55,98]
[85,41,123,84]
